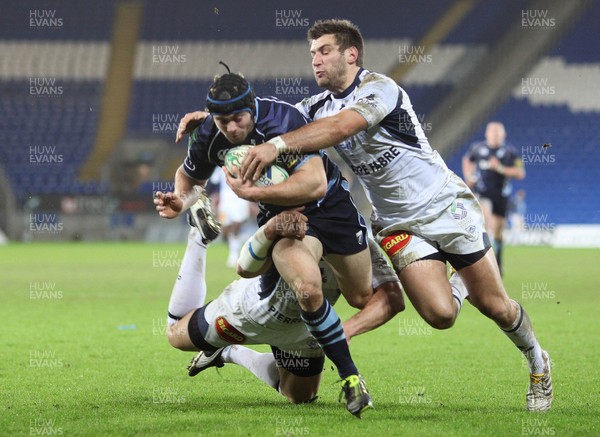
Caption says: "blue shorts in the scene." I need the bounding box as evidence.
[476,192,509,217]
[258,181,367,256]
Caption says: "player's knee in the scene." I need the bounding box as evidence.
[429,314,456,330]
[281,388,318,404]
[344,288,372,309]
[287,392,318,404]
[167,324,186,350]
[423,306,456,330]
[293,279,322,305]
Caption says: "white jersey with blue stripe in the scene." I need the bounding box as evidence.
[296,68,453,227]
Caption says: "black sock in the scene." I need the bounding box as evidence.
[495,239,503,274]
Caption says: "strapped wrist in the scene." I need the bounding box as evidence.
[269,136,289,155]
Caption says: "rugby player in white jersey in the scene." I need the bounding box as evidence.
[222,19,551,412]
[167,209,404,408]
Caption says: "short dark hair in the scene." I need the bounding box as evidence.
[307,19,364,67]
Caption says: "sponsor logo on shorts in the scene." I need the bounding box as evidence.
[451,201,467,220]
[356,230,364,245]
[380,233,411,257]
[215,316,246,344]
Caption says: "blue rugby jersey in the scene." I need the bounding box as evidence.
[465,141,522,198]
[183,95,354,223]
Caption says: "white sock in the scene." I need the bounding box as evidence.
[167,228,207,325]
[226,233,243,266]
[222,345,279,390]
[500,301,545,374]
[450,271,468,316]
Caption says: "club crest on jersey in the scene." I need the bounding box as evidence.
[380,232,411,257]
[215,316,246,344]
[217,148,233,162]
[356,93,378,108]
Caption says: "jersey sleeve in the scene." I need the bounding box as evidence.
[261,99,318,175]
[465,142,479,162]
[345,73,399,129]
[505,144,523,168]
[262,99,309,138]
[295,99,312,121]
[275,152,319,176]
[182,122,218,181]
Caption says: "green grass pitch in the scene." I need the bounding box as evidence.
[1,243,599,436]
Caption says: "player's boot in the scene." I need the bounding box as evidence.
[339,374,373,418]
[187,186,221,243]
[526,350,553,411]
[187,348,226,377]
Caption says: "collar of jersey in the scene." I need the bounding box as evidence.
[332,67,364,100]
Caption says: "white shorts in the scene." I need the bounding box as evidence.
[200,281,323,358]
[218,185,251,226]
[376,174,490,271]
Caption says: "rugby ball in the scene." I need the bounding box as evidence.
[224,145,289,188]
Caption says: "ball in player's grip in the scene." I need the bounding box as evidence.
[224,145,289,187]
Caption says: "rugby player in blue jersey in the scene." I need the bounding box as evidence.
[156,66,379,416]
[462,121,525,274]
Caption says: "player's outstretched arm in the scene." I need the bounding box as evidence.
[175,111,209,143]
[342,280,405,342]
[237,209,308,278]
[153,165,205,218]
[241,109,368,182]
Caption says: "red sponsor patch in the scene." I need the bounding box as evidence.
[215,316,246,344]
[380,232,412,257]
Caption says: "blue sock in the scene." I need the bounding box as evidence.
[301,299,358,379]
[493,238,504,275]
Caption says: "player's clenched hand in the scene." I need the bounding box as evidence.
[241,142,278,182]
[266,208,308,240]
[175,111,209,143]
[223,166,260,202]
[154,191,184,218]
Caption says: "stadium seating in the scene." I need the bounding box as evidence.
[446,1,600,224]
[139,0,450,41]
[1,0,597,225]
[403,0,525,126]
[128,0,599,225]
[0,1,114,200]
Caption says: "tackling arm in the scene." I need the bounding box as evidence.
[175,111,209,143]
[237,209,308,278]
[226,156,327,206]
[342,280,405,341]
[241,110,368,181]
[275,109,367,153]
